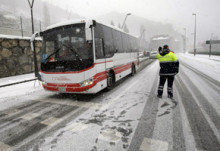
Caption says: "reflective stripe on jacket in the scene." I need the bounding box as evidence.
[157,51,179,75]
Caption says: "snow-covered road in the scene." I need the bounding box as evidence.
[0,54,219,151]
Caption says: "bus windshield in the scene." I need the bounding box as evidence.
[41,23,94,72]
[42,24,93,62]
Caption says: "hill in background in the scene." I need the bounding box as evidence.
[0,1,184,52]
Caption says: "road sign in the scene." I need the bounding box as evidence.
[206,40,220,44]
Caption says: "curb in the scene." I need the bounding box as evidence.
[0,78,37,88]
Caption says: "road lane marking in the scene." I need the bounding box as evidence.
[187,86,220,142]
[21,113,40,120]
[0,142,11,151]
[12,107,86,151]
[38,99,103,109]
[140,138,168,151]
[4,108,21,116]
[175,87,197,151]
[38,81,138,111]
[41,117,62,126]
[67,122,88,132]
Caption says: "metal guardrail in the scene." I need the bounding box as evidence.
[0,78,37,88]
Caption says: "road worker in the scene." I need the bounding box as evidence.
[157,45,179,98]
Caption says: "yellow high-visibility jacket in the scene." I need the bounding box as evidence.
[157,50,179,76]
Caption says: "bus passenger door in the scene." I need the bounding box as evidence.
[95,38,106,74]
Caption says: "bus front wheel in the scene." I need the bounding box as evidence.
[107,72,115,90]
[131,64,136,76]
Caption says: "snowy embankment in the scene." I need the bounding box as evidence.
[0,73,36,87]
[178,53,220,82]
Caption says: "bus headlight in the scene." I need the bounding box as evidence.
[42,81,47,86]
[80,78,94,87]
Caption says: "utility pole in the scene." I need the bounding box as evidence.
[39,20,42,32]
[209,33,213,58]
[183,28,186,53]
[28,0,40,79]
[192,13,196,56]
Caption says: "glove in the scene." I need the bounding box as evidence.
[158,46,162,53]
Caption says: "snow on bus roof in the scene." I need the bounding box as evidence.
[45,19,138,38]
[45,20,86,31]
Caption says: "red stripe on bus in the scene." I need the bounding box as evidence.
[43,71,108,92]
[42,61,135,92]
[114,63,132,74]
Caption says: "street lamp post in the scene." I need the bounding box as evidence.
[28,0,40,79]
[192,13,196,56]
[209,33,213,58]
[183,28,186,53]
[121,13,131,30]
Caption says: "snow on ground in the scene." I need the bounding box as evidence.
[178,53,220,82]
[0,73,44,111]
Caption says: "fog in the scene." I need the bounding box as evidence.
[0,0,220,51]
[42,0,220,44]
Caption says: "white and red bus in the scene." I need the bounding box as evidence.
[32,19,139,94]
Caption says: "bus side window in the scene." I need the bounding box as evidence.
[112,30,123,53]
[103,26,114,57]
[95,38,104,59]
[122,33,128,53]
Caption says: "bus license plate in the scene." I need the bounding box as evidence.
[59,87,66,92]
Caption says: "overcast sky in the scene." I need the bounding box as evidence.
[42,0,220,43]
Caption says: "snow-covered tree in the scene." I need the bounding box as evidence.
[117,23,121,29]
[140,24,145,38]
[110,20,115,26]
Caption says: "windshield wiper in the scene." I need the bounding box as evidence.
[45,47,61,62]
[62,44,83,61]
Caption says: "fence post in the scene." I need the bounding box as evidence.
[39,20,41,32]
[20,16,24,37]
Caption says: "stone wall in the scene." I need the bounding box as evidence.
[0,36,42,78]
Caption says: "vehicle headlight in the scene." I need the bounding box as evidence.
[80,77,94,87]
[42,81,47,86]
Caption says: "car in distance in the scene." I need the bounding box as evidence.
[149,51,158,59]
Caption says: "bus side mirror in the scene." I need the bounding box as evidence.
[85,20,96,41]
[85,28,92,41]
[30,32,40,51]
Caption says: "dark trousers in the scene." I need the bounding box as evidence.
[158,75,175,96]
